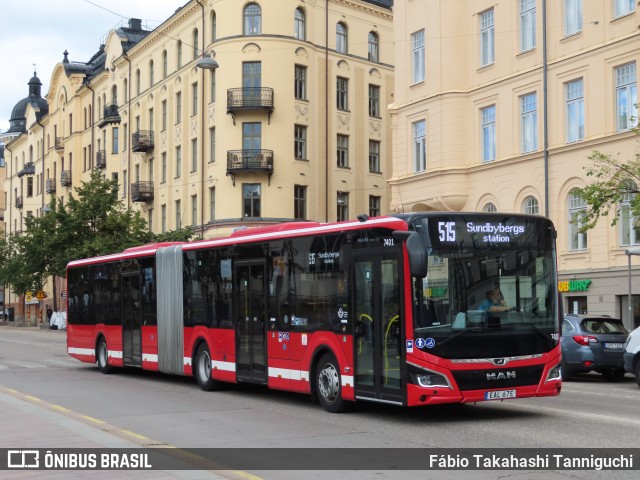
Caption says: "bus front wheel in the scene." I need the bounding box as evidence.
[194,343,220,391]
[96,338,113,374]
[316,354,350,413]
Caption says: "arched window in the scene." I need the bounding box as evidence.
[111,85,117,105]
[29,145,33,163]
[619,182,640,246]
[162,50,168,79]
[568,189,588,250]
[483,202,497,213]
[149,60,154,87]
[336,22,347,54]
[294,8,305,40]
[123,78,128,102]
[522,196,539,215]
[83,107,87,129]
[136,69,141,95]
[244,3,262,35]
[177,40,183,68]
[211,11,217,43]
[193,28,199,60]
[368,31,379,62]
[88,105,92,125]
[97,97,101,119]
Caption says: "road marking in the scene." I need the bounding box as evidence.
[496,401,640,426]
[4,360,47,368]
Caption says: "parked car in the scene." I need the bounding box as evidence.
[561,314,628,381]
[623,325,640,387]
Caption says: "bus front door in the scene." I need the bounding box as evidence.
[353,253,403,405]
[235,261,267,384]
[122,273,142,367]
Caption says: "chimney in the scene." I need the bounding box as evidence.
[129,18,142,31]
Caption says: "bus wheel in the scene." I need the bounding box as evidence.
[316,354,350,413]
[194,343,220,391]
[96,338,113,374]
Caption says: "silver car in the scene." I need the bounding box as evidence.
[561,314,629,381]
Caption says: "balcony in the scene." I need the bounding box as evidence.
[96,150,107,169]
[16,196,23,209]
[226,149,274,186]
[227,87,274,124]
[46,179,56,194]
[17,162,35,177]
[132,130,154,153]
[60,170,72,187]
[55,137,64,151]
[97,103,121,128]
[131,181,154,202]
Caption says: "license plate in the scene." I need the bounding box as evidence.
[485,389,516,400]
[604,343,624,349]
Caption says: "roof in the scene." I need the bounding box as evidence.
[363,0,393,8]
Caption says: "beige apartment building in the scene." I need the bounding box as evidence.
[1,0,393,318]
[390,0,640,328]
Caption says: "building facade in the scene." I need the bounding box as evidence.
[390,0,639,329]
[1,0,394,320]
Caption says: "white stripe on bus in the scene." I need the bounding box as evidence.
[68,347,95,356]
[212,360,236,372]
[142,354,158,363]
[268,367,309,381]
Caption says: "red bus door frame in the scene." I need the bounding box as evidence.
[235,260,268,384]
[122,272,142,367]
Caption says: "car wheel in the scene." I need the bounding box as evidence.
[96,338,113,374]
[603,369,625,382]
[316,353,350,413]
[194,343,221,391]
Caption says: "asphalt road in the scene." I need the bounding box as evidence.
[1,326,639,480]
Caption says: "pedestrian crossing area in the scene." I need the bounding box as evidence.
[0,358,82,370]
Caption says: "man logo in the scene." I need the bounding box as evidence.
[486,371,516,381]
[492,358,508,366]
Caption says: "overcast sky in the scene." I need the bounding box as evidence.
[0,0,185,132]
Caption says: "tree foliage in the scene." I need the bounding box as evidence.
[0,170,194,295]
[576,122,640,232]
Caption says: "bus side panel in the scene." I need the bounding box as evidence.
[103,325,124,367]
[267,330,292,391]
[67,324,97,363]
[301,332,355,401]
[141,325,159,371]
[210,328,237,383]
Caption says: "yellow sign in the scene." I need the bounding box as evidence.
[36,290,47,300]
[25,291,33,302]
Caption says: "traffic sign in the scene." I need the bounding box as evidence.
[36,290,47,300]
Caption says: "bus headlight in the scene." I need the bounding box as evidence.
[408,363,452,389]
[546,363,561,382]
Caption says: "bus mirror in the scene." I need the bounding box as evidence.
[393,231,428,278]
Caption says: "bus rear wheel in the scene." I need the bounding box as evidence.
[316,354,350,413]
[194,343,220,391]
[96,338,113,374]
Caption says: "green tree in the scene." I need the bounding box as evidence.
[577,121,639,232]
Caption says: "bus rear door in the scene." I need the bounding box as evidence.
[353,251,404,405]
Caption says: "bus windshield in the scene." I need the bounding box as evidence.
[410,214,558,359]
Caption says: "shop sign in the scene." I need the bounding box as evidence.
[558,279,592,292]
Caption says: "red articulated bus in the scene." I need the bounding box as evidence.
[67,213,562,412]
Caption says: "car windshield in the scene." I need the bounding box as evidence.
[581,319,628,335]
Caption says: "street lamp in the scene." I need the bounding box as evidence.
[625,247,640,330]
[195,52,219,70]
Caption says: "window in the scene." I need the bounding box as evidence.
[294,8,305,40]
[294,125,307,160]
[192,83,198,116]
[294,185,306,220]
[521,93,538,153]
[149,108,154,133]
[209,187,216,222]
[369,140,381,173]
[162,50,168,79]
[244,3,261,35]
[569,189,587,250]
[123,124,128,151]
[27,177,33,197]
[161,204,167,233]
[614,0,635,17]
[112,127,119,154]
[337,77,349,111]
[135,69,141,96]
[210,69,216,103]
[337,134,349,168]
[161,152,167,183]
[481,105,496,162]
[295,65,307,100]
[336,22,347,54]
[209,127,215,163]
[520,0,536,52]
[193,29,199,60]
[191,139,198,172]
[369,196,381,217]
[412,30,425,83]
[620,185,640,246]
[369,85,380,117]
[368,32,379,62]
[566,79,584,143]
[161,100,167,131]
[211,12,217,43]
[148,208,153,232]
[175,200,181,229]
[176,146,182,178]
[616,63,637,132]
[177,40,183,68]
[480,9,495,67]
[191,195,198,227]
[564,0,582,36]
[413,120,426,172]
[123,170,127,198]
[337,192,349,221]
[483,203,497,213]
[149,60,154,87]
[522,196,539,215]
[243,183,261,217]
[176,92,182,124]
